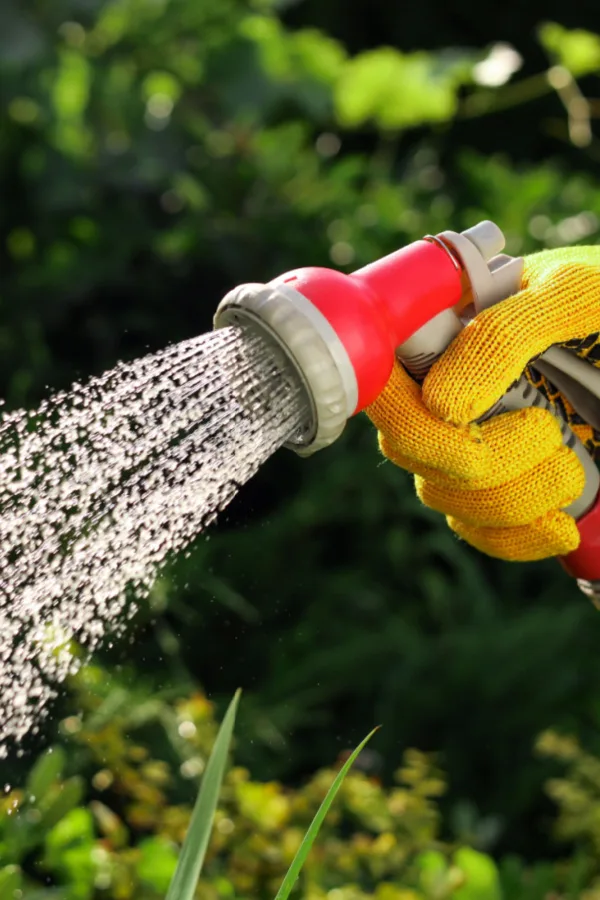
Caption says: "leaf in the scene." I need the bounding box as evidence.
[45,808,94,861]
[236,781,289,831]
[538,22,600,76]
[241,15,292,80]
[138,837,179,892]
[453,847,502,900]
[38,778,85,831]
[415,850,449,894]
[335,47,462,130]
[44,809,96,892]
[290,28,347,85]
[273,726,380,900]
[142,71,182,103]
[89,801,129,849]
[239,15,345,118]
[26,748,66,806]
[0,865,22,895]
[241,15,345,84]
[165,690,241,900]
[52,50,92,119]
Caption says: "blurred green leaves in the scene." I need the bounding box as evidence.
[51,51,93,158]
[0,865,22,896]
[26,748,67,805]
[3,663,600,898]
[52,52,91,120]
[0,665,545,898]
[138,837,179,893]
[335,47,473,129]
[453,848,502,900]
[242,15,346,85]
[538,22,600,77]
[44,809,97,898]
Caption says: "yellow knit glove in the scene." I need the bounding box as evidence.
[366,245,600,562]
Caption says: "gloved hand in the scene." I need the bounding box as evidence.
[366,245,600,562]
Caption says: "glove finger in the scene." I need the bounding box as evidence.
[379,406,566,488]
[377,433,436,478]
[447,510,581,561]
[415,446,585,527]
[423,259,600,425]
[468,407,567,488]
[366,359,489,480]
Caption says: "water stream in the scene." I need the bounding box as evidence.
[0,325,308,755]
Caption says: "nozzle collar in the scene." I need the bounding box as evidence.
[214,282,358,456]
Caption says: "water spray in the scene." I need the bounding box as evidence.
[214,220,600,598]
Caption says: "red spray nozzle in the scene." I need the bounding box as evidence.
[268,237,463,414]
[214,220,522,455]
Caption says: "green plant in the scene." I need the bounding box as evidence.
[0,663,507,899]
[13,666,600,899]
[159,691,380,900]
[166,690,242,900]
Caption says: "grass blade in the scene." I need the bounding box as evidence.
[274,726,380,900]
[165,689,241,900]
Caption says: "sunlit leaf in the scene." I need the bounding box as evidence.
[335,48,461,129]
[415,849,449,894]
[290,29,347,84]
[241,15,292,80]
[237,15,345,118]
[241,14,346,84]
[138,836,179,892]
[0,865,22,895]
[453,847,502,900]
[52,51,91,119]
[26,747,66,806]
[142,71,182,103]
[39,778,85,831]
[44,808,94,858]
[165,690,241,900]
[236,781,290,831]
[273,727,380,900]
[538,22,600,76]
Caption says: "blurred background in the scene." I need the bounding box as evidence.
[4,0,600,897]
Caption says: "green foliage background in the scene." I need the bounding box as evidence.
[4,0,600,895]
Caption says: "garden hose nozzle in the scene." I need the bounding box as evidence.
[214,221,521,455]
[214,218,600,592]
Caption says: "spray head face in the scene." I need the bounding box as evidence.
[214,281,356,455]
[214,220,522,456]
